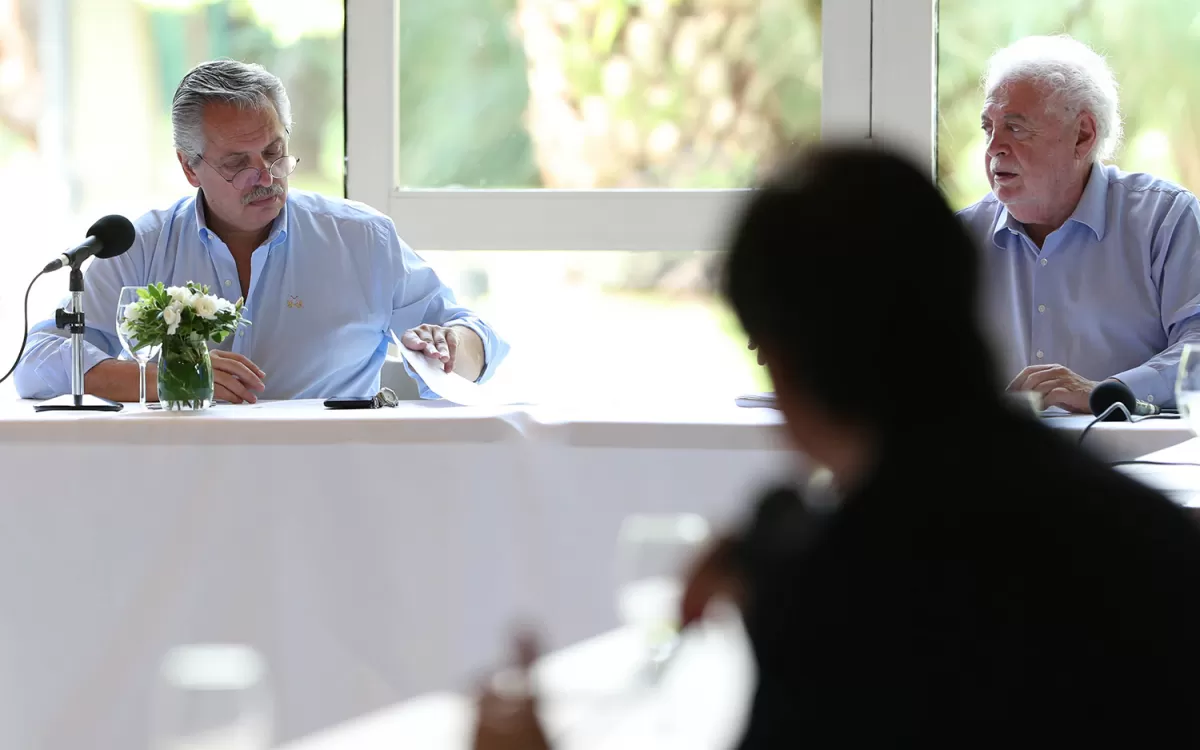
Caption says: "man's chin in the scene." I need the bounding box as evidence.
[991,182,1024,204]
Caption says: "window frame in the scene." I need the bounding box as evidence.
[345,0,934,251]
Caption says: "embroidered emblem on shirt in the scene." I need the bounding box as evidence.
[287,295,303,309]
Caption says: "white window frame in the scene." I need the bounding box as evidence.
[870,0,937,175]
[346,0,934,252]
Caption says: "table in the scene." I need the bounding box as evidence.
[279,615,755,750]
[1114,437,1200,508]
[0,398,1190,749]
[0,398,790,750]
[277,428,1200,750]
[1038,412,1195,462]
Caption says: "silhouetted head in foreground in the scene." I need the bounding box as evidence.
[723,144,999,480]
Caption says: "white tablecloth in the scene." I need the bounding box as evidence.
[0,398,788,750]
[0,399,1190,749]
[279,615,755,750]
[1115,437,1200,509]
[1035,412,1194,462]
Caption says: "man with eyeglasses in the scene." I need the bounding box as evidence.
[13,60,508,404]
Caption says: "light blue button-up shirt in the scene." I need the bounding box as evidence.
[958,163,1200,407]
[14,190,508,400]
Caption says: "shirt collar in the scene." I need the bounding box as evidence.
[192,189,290,250]
[991,162,1108,244]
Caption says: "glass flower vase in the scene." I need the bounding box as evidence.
[157,335,214,411]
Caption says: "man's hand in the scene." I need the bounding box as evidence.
[401,324,485,380]
[472,632,551,750]
[680,536,746,629]
[401,324,459,373]
[1007,364,1098,413]
[210,351,266,404]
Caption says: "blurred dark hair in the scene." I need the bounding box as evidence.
[722,142,998,426]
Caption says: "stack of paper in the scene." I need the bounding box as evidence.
[735,392,777,409]
[392,330,527,406]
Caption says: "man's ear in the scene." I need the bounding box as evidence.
[1075,112,1098,161]
[178,151,202,189]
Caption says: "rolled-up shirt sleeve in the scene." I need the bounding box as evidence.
[1112,192,1200,407]
[13,246,144,399]
[377,217,509,397]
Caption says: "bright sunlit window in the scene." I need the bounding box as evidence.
[391,0,823,398]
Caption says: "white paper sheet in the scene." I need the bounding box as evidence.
[391,330,522,406]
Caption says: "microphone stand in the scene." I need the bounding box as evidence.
[34,264,123,413]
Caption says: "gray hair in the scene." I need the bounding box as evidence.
[983,35,1122,161]
[171,60,293,165]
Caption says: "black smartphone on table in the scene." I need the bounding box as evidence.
[323,397,376,409]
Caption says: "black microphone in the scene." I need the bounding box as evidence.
[42,214,136,273]
[1089,379,1160,421]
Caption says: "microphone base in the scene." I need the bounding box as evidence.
[34,394,123,413]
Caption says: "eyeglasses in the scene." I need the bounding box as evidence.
[200,154,300,191]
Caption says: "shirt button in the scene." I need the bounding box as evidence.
[1040,258,1048,266]
[1037,304,1046,313]
[224,279,232,287]
[1147,394,1155,403]
[1036,350,1044,359]
[238,330,244,337]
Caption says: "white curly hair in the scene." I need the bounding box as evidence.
[983,35,1122,161]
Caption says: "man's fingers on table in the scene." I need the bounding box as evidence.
[214,373,257,404]
[214,383,248,405]
[212,356,266,391]
[1020,365,1070,392]
[1007,364,1059,391]
[212,350,266,379]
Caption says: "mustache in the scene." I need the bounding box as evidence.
[242,184,285,205]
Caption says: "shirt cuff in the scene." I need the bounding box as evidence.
[1110,364,1171,408]
[35,339,113,397]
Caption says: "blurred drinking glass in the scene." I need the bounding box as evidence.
[615,513,711,680]
[150,644,272,750]
[1178,343,1200,435]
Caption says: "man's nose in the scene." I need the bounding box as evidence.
[986,131,1010,158]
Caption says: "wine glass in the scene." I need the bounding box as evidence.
[1177,343,1200,434]
[614,513,711,682]
[150,644,272,750]
[116,286,160,409]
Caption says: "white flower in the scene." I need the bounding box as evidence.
[216,297,236,314]
[122,301,144,323]
[161,303,182,335]
[192,294,219,320]
[166,286,197,308]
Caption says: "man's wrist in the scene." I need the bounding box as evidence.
[447,322,487,381]
[84,358,157,402]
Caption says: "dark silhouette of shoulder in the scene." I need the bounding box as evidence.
[736,409,1200,747]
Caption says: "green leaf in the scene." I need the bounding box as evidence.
[592,2,628,55]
